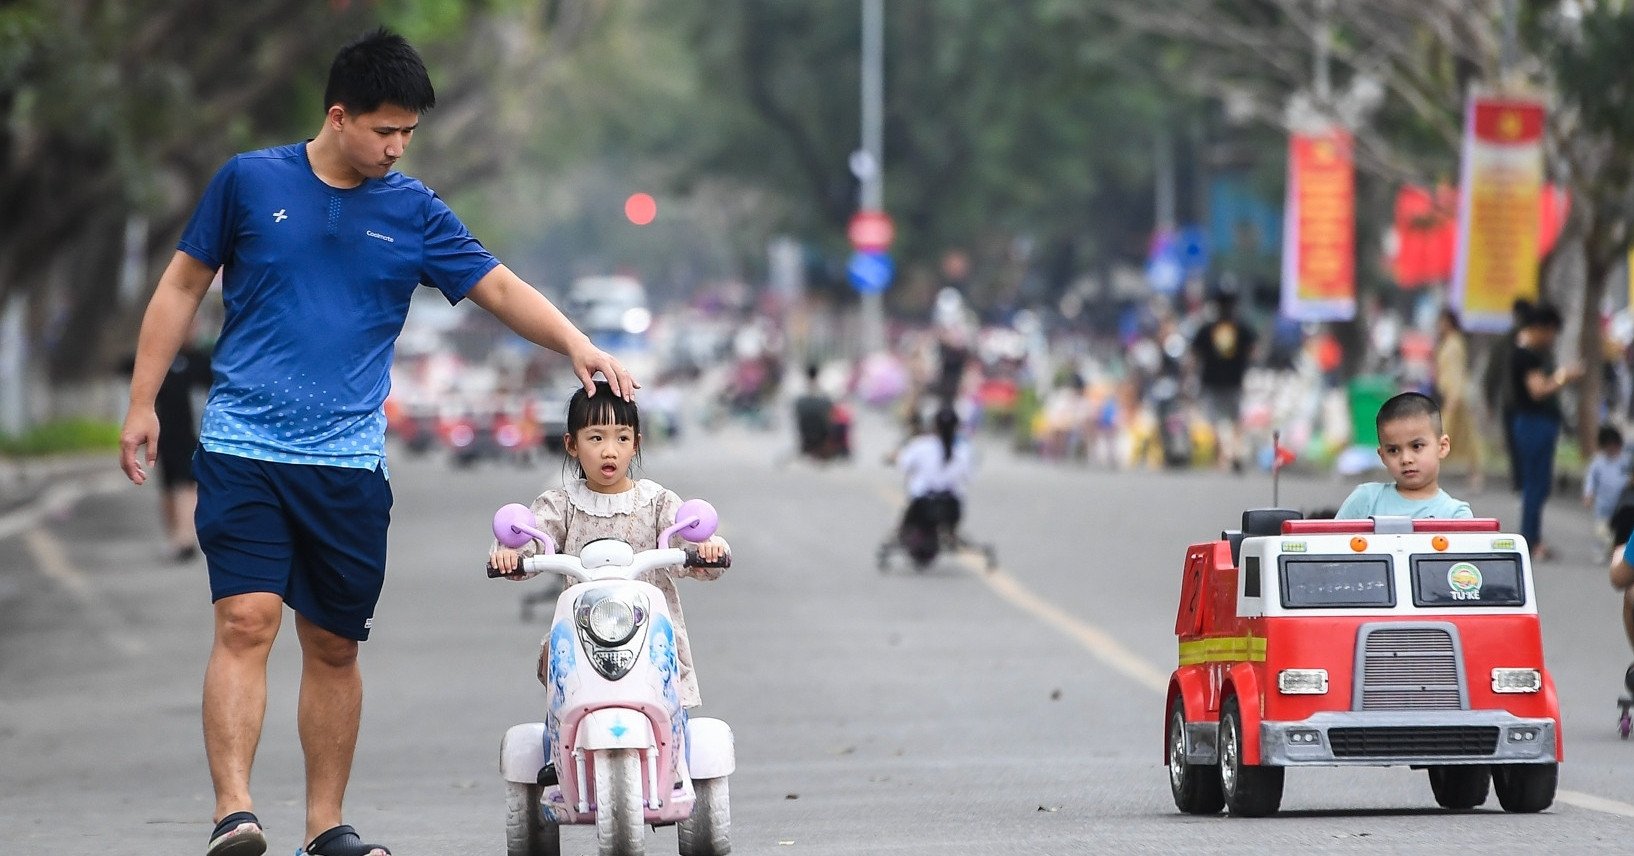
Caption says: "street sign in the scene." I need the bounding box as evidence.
[847,250,894,294]
[847,209,894,252]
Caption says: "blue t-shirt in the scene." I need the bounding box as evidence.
[1335,482,1474,520]
[178,143,499,469]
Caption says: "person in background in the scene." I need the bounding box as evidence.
[895,407,976,564]
[1584,424,1627,548]
[1434,308,1484,494]
[792,363,839,461]
[154,340,213,561]
[124,331,213,562]
[1191,290,1258,473]
[1483,298,1534,492]
[1508,303,1582,561]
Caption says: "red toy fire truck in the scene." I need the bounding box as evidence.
[1165,510,1560,817]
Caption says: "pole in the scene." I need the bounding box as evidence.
[858,0,886,356]
[1500,0,1518,88]
[860,0,884,212]
[1314,0,1332,105]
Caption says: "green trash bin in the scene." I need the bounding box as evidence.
[1347,375,1396,448]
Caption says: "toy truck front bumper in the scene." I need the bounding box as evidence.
[1260,710,1557,767]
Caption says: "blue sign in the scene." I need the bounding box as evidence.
[847,250,894,294]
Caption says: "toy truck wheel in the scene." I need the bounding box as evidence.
[1218,696,1283,817]
[677,776,731,856]
[506,781,561,856]
[594,749,645,856]
[1492,763,1557,813]
[1427,766,1489,809]
[1167,703,1223,814]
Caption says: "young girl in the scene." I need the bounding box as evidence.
[488,381,729,708]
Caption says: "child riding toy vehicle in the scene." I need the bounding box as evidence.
[1165,510,1561,817]
[490,500,734,856]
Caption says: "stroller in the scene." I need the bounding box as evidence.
[877,490,997,572]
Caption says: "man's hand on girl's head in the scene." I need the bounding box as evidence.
[572,344,639,401]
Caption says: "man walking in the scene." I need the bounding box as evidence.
[117,29,633,856]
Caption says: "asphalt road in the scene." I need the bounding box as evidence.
[3,410,1633,855]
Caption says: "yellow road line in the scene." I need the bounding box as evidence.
[977,565,1169,693]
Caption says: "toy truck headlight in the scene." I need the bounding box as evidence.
[1277,669,1329,695]
[1491,668,1542,693]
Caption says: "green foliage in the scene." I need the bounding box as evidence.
[0,420,121,456]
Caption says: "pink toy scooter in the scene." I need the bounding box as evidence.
[490,500,734,856]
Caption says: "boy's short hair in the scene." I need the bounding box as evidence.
[1376,391,1443,437]
[324,27,436,116]
[1599,424,1625,450]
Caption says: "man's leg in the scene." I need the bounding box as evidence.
[295,614,364,846]
[203,592,284,824]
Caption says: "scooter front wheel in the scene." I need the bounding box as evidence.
[506,781,561,856]
[595,749,645,856]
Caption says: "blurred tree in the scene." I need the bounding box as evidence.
[1526,1,1634,455]
[652,0,1186,316]
[0,0,608,390]
[1106,0,1634,450]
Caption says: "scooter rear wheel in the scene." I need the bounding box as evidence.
[506,781,560,856]
[677,776,731,855]
[595,749,645,856]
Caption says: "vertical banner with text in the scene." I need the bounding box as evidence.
[1280,128,1356,322]
[1452,92,1546,333]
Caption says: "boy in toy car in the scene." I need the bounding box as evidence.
[1335,392,1473,520]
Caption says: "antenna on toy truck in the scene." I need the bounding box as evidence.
[1270,430,1296,507]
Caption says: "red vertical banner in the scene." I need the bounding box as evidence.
[1452,92,1546,333]
[1280,128,1356,321]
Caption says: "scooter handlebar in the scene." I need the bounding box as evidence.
[683,545,732,570]
[486,541,728,580]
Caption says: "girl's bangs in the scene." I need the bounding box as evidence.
[574,391,640,430]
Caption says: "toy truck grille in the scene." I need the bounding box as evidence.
[1358,626,1461,710]
[1328,725,1501,757]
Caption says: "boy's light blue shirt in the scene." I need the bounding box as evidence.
[1335,482,1473,520]
[1584,452,1628,521]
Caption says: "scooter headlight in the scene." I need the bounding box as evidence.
[586,597,638,646]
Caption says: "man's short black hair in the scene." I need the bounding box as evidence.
[1526,302,1563,331]
[324,27,436,116]
[1376,391,1443,437]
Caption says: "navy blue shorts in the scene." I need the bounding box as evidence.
[193,449,393,641]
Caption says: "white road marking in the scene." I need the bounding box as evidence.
[12,476,147,657]
[1555,789,1634,818]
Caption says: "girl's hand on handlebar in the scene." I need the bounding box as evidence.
[694,536,728,563]
[488,546,528,580]
[684,536,731,580]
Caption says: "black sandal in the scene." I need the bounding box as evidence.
[300,825,392,856]
[207,811,266,856]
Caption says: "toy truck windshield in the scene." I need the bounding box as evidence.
[1279,556,1394,609]
[1409,553,1526,607]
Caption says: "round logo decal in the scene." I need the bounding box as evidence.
[1447,562,1484,600]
